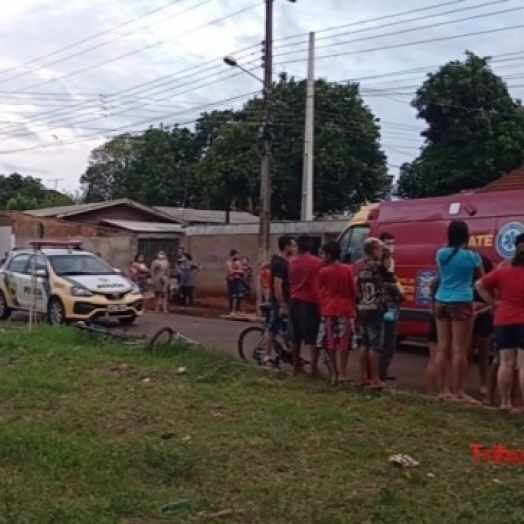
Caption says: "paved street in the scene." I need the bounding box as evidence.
[126,312,484,394]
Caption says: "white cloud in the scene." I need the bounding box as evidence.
[0,0,522,192]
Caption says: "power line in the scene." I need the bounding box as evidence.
[273,0,508,53]
[0,0,214,87]
[274,23,524,65]
[11,3,261,93]
[0,0,187,77]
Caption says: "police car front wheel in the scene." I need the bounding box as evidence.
[48,297,66,326]
[0,291,12,320]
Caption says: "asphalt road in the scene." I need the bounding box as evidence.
[125,312,484,394]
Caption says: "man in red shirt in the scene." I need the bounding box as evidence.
[317,240,356,383]
[289,235,323,375]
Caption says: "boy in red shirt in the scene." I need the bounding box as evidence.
[289,235,323,376]
[317,240,356,383]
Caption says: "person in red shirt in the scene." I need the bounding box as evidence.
[317,240,356,383]
[476,234,524,412]
[289,235,323,375]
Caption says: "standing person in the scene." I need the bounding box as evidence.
[471,255,494,400]
[434,221,482,403]
[263,236,296,366]
[379,232,396,273]
[178,254,200,307]
[130,254,150,293]
[151,251,171,313]
[288,235,323,376]
[226,250,244,315]
[241,257,253,313]
[260,260,272,303]
[356,237,386,390]
[317,241,356,383]
[476,234,524,412]
[378,248,404,382]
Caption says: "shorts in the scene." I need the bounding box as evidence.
[494,324,524,350]
[317,317,352,351]
[289,299,320,345]
[435,301,473,321]
[266,302,287,337]
[358,310,384,352]
[473,312,493,338]
[428,316,437,343]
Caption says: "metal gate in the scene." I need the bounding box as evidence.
[138,238,179,266]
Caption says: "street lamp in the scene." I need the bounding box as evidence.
[223,56,264,85]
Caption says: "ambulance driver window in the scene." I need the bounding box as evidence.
[339,226,370,263]
[348,226,370,262]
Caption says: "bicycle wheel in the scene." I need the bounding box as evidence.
[148,327,175,348]
[237,326,265,365]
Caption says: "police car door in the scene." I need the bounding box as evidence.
[26,255,49,313]
[3,253,31,308]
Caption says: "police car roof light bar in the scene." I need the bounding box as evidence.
[29,239,83,249]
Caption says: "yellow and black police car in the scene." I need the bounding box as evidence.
[0,241,144,325]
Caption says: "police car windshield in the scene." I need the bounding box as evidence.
[48,254,116,276]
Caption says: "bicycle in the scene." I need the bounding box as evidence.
[237,303,331,373]
[71,322,198,349]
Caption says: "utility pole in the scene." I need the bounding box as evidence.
[48,178,64,190]
[301,32,315,221]
[259,0,274,267]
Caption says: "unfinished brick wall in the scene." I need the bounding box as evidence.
[3,213,138,271]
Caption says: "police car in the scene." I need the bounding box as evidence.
[0,241,144,325]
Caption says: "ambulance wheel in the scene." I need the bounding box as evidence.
[48,297,66,326]
[0,291,12,320]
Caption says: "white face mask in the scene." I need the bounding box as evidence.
[386,243,395,254]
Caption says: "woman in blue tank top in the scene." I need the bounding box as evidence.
[434,220,482,403]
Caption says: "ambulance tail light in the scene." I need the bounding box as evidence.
[368,208,379,221]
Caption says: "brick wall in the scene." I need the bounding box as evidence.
[182,221,345,307]
[3,213,138,271]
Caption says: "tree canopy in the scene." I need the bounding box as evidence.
[80,75,391,219]
[0,173,74,211]
[396,51,524,198]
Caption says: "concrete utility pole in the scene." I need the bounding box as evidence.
[300,32,315,221]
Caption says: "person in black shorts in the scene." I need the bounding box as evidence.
[471,255,494,400]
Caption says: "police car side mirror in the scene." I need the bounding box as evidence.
[113,268,123,274]
[34,269,48,278]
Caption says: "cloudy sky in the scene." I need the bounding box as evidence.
[0,0,523,193]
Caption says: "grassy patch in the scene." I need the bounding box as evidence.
[0,325,523,523]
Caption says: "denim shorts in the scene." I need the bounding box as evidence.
[495,324,524,350]
[266,303,287,336]
[359,310,384,352]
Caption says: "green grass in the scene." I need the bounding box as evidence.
[0,326,523,523]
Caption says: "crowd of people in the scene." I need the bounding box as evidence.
[129,247,200,313]
[259,221,524,411]
[260,232,403,387]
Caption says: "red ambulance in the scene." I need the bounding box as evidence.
[339,190,524,339]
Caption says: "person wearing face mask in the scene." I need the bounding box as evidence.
[151,250,171,313]
[379,232,395,273]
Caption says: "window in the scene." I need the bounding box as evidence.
[348,226,370,262]
[48,254,115,276]
[28,255,48,272]
[6,254,30,273]
[339,226,370,263]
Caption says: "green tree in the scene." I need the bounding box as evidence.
[196,76,389,218]
[396,51,524,198]
[0,173,73,210]
[80,76,390,218]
